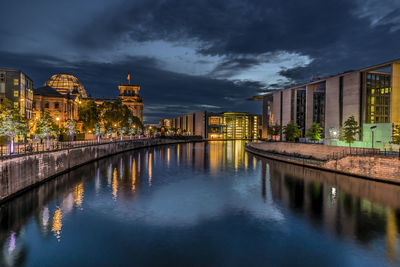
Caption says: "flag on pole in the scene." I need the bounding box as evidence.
[127,73,131,84]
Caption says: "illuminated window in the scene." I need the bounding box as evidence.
[366,72,391,123]
[14,102,18,108]
[14,79,19,86]
[14,90,19,97]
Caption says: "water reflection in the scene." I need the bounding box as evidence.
[0,141,400,266]
[265,157,400,263]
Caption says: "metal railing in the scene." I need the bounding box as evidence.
[329,147,400,160]
[0,135,203,160]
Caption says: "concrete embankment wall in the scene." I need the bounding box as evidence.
[246,142,400,184]
[249,142,372,160]
[0,138,200,202]
[323,156,400,181]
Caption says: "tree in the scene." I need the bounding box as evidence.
[393,125,400,145]
[78,99,99,132]
[269,124,282,141]
[94,123,102,143]
[35,112,58,150]
[104,121,114,141]
[0,103,28,154]
[283,121,301,142]
[65,120,77,141]
[306,122,323,143]
[341,116,361,148]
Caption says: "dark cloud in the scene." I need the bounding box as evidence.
[0,51,262,123]
[1,0,400,123]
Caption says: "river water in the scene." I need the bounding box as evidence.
[1,141,400,266]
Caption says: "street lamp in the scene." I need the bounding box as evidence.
[370,125,377,149]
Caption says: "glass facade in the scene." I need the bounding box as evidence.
[296,88,306,136]
[208,113,260,140]
[313,82,326,134]
[44,74,87,98]
[366,72,391,123]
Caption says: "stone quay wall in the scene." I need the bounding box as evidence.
[323,156,400,181]
[246,142,400,184]
[248,142,359,161]
[0,138,201,202]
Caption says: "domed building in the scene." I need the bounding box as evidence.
[44,74,88,98]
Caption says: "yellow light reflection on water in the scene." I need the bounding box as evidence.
[73,183,84,207]
[167,148,170,167]
[51,207,63,242]
[386,209,398,261]
[148,153,152,186]
[112,168,118,200]
[132,159,136,192]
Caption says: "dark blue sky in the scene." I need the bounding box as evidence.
[1,0,400,123]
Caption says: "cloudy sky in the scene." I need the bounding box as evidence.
[1,0,400,123]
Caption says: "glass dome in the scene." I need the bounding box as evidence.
[44,74,87,98]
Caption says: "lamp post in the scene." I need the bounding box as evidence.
[370,125,377,149]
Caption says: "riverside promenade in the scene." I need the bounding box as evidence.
[246,142,400,184]
[0,136,202,202]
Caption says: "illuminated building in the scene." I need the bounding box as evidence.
[118,84,144,122]
[0,68,34,119]
[251,59,400,149]
[33,86,79,126]
[44,74,88,98]
[207,112,260,140]
[162,111,260,140]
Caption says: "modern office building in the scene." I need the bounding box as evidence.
[207,112,260,140]
[251,59,400,148]
[33,86,79,126]
[163,111,208,138]
[0,68,34,120]
[162,111,261,140]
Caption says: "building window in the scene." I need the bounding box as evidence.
[296,88,306,136]
[45,102,49,108]
[313,82,326,135]
[14,90,19,97]
[366,72,391,123]
[339,76,344,127]
[290,89,295,121]
[14,79,19,86]
[55,102,59,109]
[14,102,18,108]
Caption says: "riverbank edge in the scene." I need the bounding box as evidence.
[0,138,204,204]
[245,143,400,186]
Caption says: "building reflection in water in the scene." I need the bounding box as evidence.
[95,168,101,193]
[263,156,400,263]
[2,141,400,265]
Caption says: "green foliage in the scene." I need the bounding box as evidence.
[0,99,28,138]
[99,100,143,136]
[306,122,323,142]
[341,116,361,146]
[283,121,301,141]
[268,124,282,140]
[393,125,400,144]
[94,123,102,136]
[78,99,99,132]
[65,120,77,136]
[35,112,58,138]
